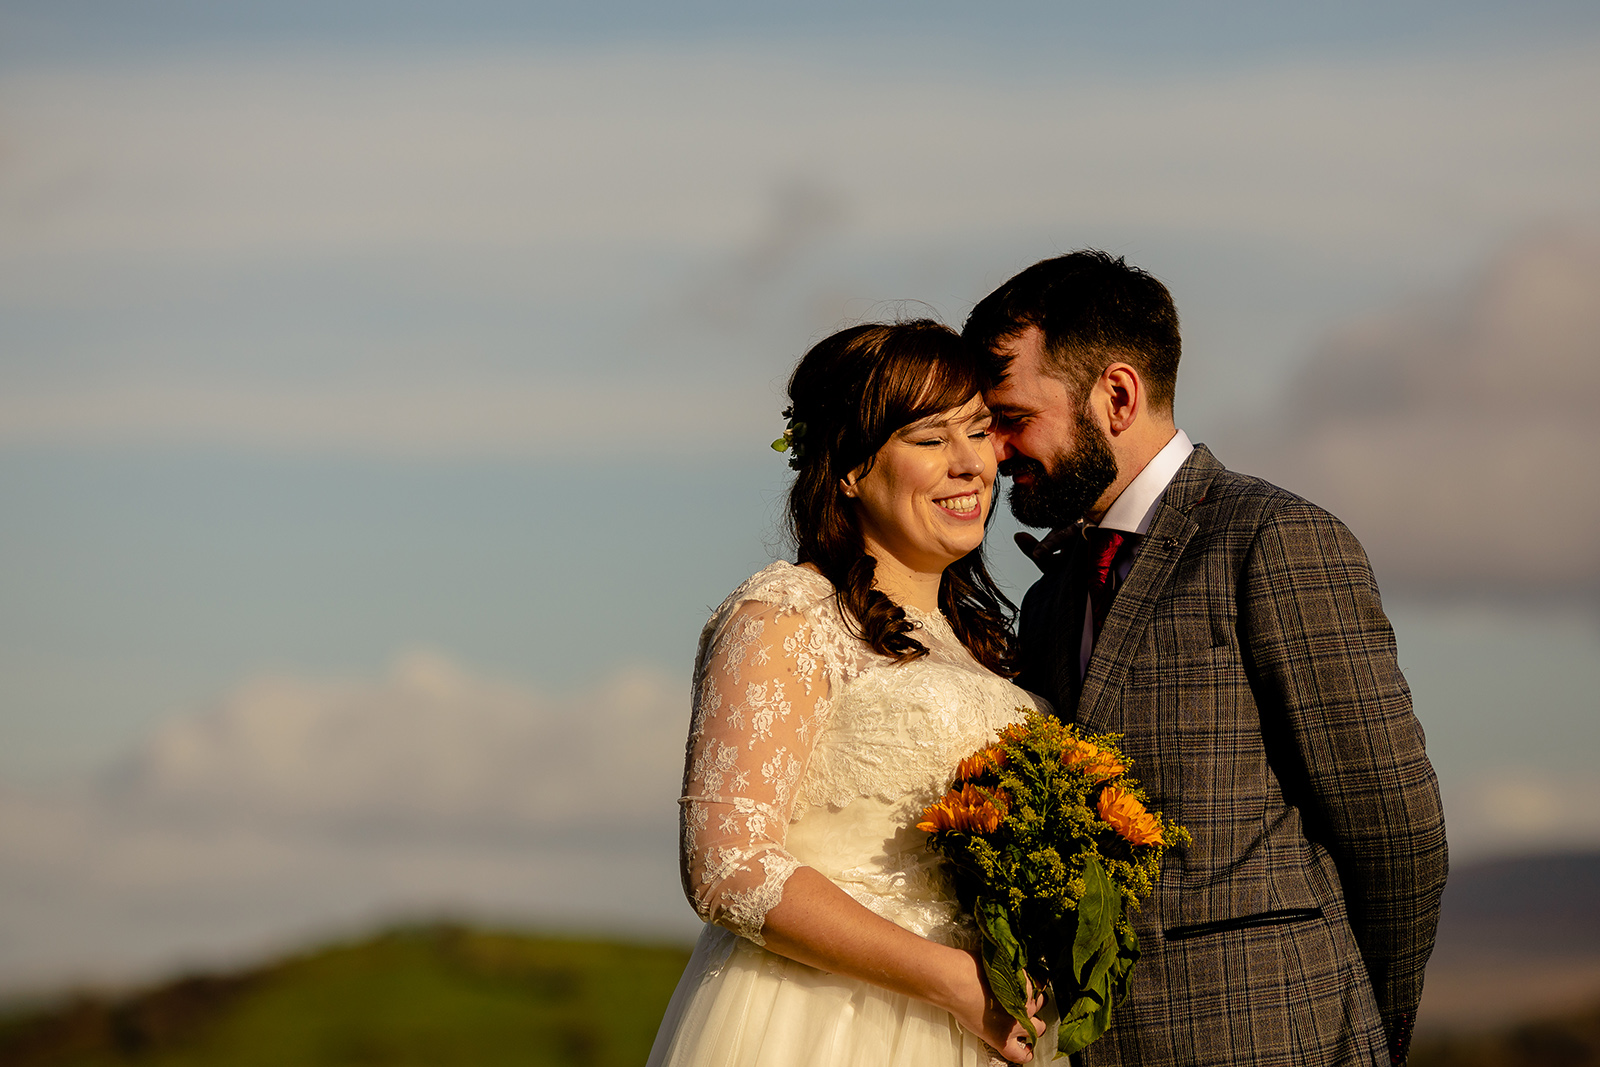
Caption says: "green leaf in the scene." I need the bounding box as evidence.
[1057,922,1144,1053]
[1109,921,1140,1005]
[1056,983,1108,1054]
[1055,938,1114,1054]
[1052,858,1138,1055]
[1081,933,1118,997]
[1072,856,1117,978]
[974,896,1038,1042]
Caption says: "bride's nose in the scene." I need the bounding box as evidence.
[950,438,987,477]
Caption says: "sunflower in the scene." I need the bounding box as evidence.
[1062,738,1126,783]
[917,783,1010,835]
[954,745,1007,783]
[1097,785,1165,846]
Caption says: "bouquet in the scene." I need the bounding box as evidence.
[916,710,1189,1056]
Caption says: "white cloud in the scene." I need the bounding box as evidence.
[0,653,702,993]
[110,648,687,831]
[1223,227,1600,592]
[1437,769,1600,858]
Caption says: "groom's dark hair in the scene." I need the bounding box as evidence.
[963,250,1182,412]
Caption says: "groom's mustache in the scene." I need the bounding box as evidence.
[998,455,1047,480]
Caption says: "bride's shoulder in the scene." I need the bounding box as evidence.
[697,561,850,664]
[716,560,835,618]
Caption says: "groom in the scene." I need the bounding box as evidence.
[964,252,1447,1067]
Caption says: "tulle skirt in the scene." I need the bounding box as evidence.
[647,924,1005,1067]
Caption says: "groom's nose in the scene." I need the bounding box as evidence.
[989,430,1018,464]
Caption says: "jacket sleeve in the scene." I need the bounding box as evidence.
[1241,501,1448,1063]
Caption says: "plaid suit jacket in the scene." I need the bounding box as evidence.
[1017,445,1448,1067]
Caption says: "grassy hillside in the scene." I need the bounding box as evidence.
[0,926,691,1067]
[5,915,1600,1066]
[1409,1002,1600,1066]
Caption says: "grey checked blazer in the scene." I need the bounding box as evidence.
[1017,446,1448,1067]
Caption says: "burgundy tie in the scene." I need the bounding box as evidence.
[1083,527,1141,646]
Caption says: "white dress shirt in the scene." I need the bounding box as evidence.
[1076,429,1194,676]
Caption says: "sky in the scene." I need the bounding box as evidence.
[0,0,1598,993]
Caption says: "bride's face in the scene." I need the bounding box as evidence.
[844,393,995,576]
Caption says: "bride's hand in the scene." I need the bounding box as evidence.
[945,951,1047,1063]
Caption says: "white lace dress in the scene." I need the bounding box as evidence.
[647,561,1049,1067]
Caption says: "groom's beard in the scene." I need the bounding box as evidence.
[1000,409,1118,529]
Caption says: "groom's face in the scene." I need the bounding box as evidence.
[985,327,1119,529]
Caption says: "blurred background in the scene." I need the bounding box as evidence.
[1,0,1597,1059]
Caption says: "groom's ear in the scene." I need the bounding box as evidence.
[1100,363,1144,435]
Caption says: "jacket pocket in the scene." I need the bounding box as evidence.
[1162,907,1324,942]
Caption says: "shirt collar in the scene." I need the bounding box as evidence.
[1097,428,1194,534]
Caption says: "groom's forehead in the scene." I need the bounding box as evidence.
[985,332,1067,405]
[988,327,1048,377]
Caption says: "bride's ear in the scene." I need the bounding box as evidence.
[839,468,862,499]
[841,455,875,498]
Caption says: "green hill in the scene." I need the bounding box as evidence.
[9,921,1599,1066]
[1408,1003,1600,1067]
[0,925,692,1067]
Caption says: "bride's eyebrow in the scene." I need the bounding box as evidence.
[901,407,992,434]
[900,415,957,434]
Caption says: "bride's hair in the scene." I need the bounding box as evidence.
[784,320,1017,676]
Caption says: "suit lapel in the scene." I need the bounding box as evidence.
[1074,446,1223,732]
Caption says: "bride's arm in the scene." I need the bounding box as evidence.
[680,599,1042,1062]
[762,867,1044,1063]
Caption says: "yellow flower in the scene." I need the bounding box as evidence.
[955,745,1007,782]
[1097,785,1165,847]
[918,784,1009,835]
[1063,739,1125,782]
[997,722,1030,745]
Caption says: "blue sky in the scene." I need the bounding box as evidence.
[0,0,1597,991]
[6,0,1598,60]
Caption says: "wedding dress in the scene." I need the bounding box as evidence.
[647,561,1048,1067]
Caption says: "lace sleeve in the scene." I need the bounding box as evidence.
[679,598,832,945]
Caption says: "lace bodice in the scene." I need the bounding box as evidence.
[679,561,1045,946]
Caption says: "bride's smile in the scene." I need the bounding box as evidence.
[843,393,996,582]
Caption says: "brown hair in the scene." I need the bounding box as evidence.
[963,249,1181,411]
[784,320,1016,676]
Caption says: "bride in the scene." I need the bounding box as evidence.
[648,321,1052,1067]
